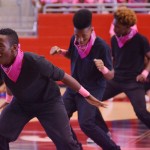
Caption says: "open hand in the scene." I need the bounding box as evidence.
[50,46,61,55]
[85,95,107,108]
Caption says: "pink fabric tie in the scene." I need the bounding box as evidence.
[1,44,24,82]
[74,31,96,59]
[115,28,137,48]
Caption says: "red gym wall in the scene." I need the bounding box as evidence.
[19,13,150,74]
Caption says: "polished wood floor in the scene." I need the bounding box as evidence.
[0,91,150,150]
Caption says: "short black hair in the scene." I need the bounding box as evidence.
[0,28,19,46]
[73,9,92,29]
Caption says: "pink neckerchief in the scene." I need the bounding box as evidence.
[74,31,96,59]
[115,28,137,48]
[1,44,24,82]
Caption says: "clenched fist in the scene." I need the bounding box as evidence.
[94,59,105,71]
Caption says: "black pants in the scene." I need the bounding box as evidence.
[102,80,150,128]
[63,88,121,150]
[0,98,82,150]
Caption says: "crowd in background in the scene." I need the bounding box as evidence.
[0,1,150,101]
[32,0,150,13]
[35,0,149,4]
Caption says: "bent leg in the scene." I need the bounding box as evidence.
[102,80,122,101]
[63,89,83,148]
[90,88,109,134]
[76,95,120,150]
[0,100,32,150]
[0,135,9,150]
[95,108,109,133]
[38,98,82,150]
[126,85,150,128]
[63,89,76,118]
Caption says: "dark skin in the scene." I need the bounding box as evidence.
[113,19,150,82]
[94,59,114,80]
[0,87,11,110]
[50,26,93,56]
[74,26,93,46]
[0,35,18,67]
[0,34,107,109]
[95,19,150,82]
[113,19,131,37]
[50,26,114,80]
[0,35,18,109]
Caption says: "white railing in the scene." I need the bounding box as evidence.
[0,0,38,36]
[43,3,150,14]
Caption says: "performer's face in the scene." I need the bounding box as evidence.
[74,26,93,46]
[113,19,130,37]
[0,35,17,67]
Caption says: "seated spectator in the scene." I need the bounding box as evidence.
[100,0,118,13]
[32,0,59,13]
[67,0,103,3]
[32,0,43,13]
[40,0,59,4]
[81,0,97,3]
[128,0,148,13]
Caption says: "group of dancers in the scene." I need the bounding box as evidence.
[0,6,150,150]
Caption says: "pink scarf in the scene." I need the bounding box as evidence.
[74,31,96,59]
[115,28,137,48]
[1,44,24,82]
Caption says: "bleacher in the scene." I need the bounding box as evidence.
[0,0,38,37]
[0,1,149,74]
[43,3,150,14]
[20,12,150,74]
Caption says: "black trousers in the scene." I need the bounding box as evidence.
[0,98,81,150]
[63,88,121,150]
[102,80,150,128]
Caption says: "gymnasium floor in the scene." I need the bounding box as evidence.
[0,90,150,150]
